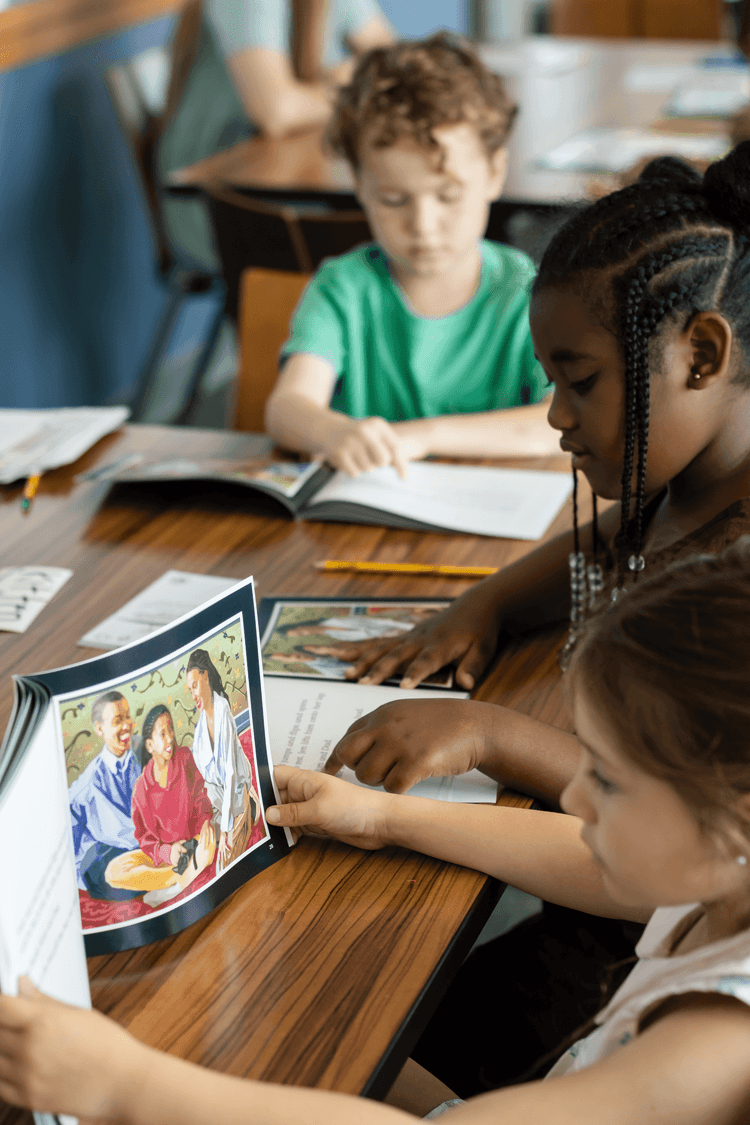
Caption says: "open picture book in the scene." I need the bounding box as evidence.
[0,583,498,1032]
[78,446,573,540]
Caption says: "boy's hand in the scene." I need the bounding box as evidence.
[0,977,142,1120]
[323,698,490,793]
[170,839,187,865]
[321,415,410,478]
[306,589,502,689]
[267,766,392,848]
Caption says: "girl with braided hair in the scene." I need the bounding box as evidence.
[295,143,750,1090]
[323,142,750,807]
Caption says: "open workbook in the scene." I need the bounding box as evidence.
[78,447,573,540]
[0,583,498,1034]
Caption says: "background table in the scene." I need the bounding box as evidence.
[0,425,580,1125]
[167,37,730,210]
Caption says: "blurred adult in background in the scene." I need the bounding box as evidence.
[159,0,394,270]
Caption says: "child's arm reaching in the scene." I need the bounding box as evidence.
[390,397,559,459]
[5,963,750,1125]
[268,766,649,922]
[266,356,558,476]
[310,499,622,691]
[265,354,417,478]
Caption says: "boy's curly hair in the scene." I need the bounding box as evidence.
[328,31,517,171]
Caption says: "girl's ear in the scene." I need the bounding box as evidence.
[685,312,734,388]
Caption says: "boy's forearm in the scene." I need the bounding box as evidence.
[383,797,640,920]
[394,400,559,458]
[265,391,341,456]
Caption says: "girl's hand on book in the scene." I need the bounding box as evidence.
[268,766,391,849]
[322,698,492,793]
[0,977,142,1120]
[309,587,503,689]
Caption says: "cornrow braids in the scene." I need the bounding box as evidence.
[533,142,750,640]
[613,236,727,584]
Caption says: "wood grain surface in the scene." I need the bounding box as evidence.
[0,424,580,1124]
[0,0,180,72]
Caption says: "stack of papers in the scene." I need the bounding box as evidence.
[0,406,129,484]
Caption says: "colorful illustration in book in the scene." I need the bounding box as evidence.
[261,602,452,684]
[107,456,319,496]
[60,621,266,930]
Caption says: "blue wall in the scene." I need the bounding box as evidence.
[379,0,468,36]
[0,17,176,408]
[0,0,467,409]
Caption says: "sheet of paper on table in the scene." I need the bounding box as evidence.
[0,406,129,485]
[0,566,73,633]
[78,569,237,648]
[664,70,750,117]
[263,677,499,804]
[538,127,729,173]
[624,54,748,93]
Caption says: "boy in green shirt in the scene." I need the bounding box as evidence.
[265,33,557,477]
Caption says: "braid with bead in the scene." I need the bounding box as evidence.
[532,143,750,640]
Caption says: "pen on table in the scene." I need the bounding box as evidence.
[314,560,498,577]
[20,473,41,515]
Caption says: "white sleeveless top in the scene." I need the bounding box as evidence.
[546,903,750,1078]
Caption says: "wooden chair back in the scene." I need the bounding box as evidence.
[550,0,722,38]
[233,268,311,432]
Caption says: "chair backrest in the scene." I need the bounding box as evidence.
[551,0,721,37]
[105,0,206,275]
[233,268,311,432]
[204,182,372,321]
[297,209,373,270]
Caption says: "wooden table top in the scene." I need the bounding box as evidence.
[166,37,729,207]
[0,424,579,1124]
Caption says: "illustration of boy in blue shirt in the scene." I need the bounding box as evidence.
[69,691,142,901]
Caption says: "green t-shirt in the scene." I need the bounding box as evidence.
[281,240,548,421]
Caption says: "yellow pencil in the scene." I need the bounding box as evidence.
[314,560,497,577]
[20,473,41,515]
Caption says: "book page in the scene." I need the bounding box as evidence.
[308,463,573,541]
[263,678,498,803]
[0,707,90,1008]
[259,598,453,688]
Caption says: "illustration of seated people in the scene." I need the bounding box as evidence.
[118,704,218,909]
[185,649,262,871]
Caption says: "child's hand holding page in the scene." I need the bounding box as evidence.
[0,977,142,1120]
[268,766,392,849]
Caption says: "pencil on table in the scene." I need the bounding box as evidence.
[314,560,498,577]
[20,473,41,515]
